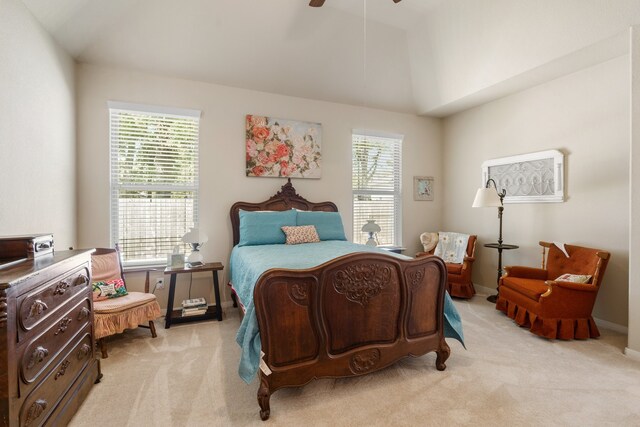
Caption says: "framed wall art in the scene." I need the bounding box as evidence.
[481,149,565,203]
[246,115,322,178]
[413,176,434,201]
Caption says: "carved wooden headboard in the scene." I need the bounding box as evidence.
[230,179,338,246]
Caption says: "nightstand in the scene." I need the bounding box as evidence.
[163,262,224,328]
[378,245,406,254]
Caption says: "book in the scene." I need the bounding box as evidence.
[181,308,207,317]
[183,304,208,312]
[182,297,206,308]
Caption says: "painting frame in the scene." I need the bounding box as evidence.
[246,114,322,179]
[481,149,565,203]
[413,176,434,201]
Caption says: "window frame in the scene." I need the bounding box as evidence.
[351,129,403,246]
[108,101,201,266]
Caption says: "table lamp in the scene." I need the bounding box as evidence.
[361,220,381,246]
[472,178,506,244]
[182,227,208,266]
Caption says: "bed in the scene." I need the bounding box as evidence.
[229,180,464,420]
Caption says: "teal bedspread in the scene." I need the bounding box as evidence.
[230,241,464,384]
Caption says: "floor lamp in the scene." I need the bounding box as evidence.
[472,179,512,303]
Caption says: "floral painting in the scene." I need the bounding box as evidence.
[246,115,322,178]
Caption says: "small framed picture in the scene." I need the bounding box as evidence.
[414,176,434,201]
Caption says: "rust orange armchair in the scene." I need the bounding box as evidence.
[496,241,610,340]
[417,234,477,299]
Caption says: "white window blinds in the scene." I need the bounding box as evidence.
[109,102,200,265]
[352,132,403,246]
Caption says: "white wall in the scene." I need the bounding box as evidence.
[76,63,442,310]
[629,27,640,355]
[442,56,630,327]
[0,0,76,248]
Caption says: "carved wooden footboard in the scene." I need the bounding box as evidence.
[229,180,450,421]
[254,252,448,420]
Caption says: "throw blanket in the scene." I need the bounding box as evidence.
[230,241,465,384]
[434,232,470,264]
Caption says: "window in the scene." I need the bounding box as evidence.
[109,102,200,265]
[352,131,402,246]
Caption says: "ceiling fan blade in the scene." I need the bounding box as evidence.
[309,0,325,7]
[393,0,402,3]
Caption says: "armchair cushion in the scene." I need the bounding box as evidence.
[93,291,157,313]
[501,277,549,301]
[94,294,161,339]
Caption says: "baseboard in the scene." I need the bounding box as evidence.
[594,317,628,334]
[472,283,495,296]
[624,347,640,362]
[221,300,235,309]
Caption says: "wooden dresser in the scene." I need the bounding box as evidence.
[0,250,101,426]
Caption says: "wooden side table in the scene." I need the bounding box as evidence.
[163,262,224,328]
[378,245,406,254]
[484,243,519,303]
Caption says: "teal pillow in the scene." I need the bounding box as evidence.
[238,209,297,246]
[296,211,347,241]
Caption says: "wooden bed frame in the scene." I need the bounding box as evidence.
[230,180,450,421]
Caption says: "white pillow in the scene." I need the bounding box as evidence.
[555,273,592,284]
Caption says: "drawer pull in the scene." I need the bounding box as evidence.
[0,295,6,328]
[77,343,92,360]
[53,279,71,295]
[77,307,91,321]
[24,399,47,426]
[54,360,71,380]
[75,274,89,287]
[54,317,72,335]
[27,346,49,370]
[27,300,48,319]
[35,241,51,251]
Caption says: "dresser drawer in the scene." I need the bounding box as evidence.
[18,265,90,336]
[20,331,93,427]
[20,296,92,385]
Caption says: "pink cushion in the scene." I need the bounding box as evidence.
[94,292,157,313]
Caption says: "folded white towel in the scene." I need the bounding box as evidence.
[553,242,570,258]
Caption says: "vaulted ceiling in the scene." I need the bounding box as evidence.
[21,0,640,116]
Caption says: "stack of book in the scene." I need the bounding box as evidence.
[181,297,208,317]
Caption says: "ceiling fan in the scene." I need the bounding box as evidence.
[309,0,401,7]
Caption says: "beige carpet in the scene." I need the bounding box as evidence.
[69,294,640,427]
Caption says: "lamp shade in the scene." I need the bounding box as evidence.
[472,187,502,208]
[361,220,381,233]
[182,227,208,244]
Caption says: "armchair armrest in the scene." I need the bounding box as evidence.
[504,266,547,280]
[537,280,600,318]
[543,280,598,293]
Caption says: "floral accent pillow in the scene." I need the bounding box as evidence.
[281,225,320,245]
[555,274,592,284]
[92,278,128,301]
